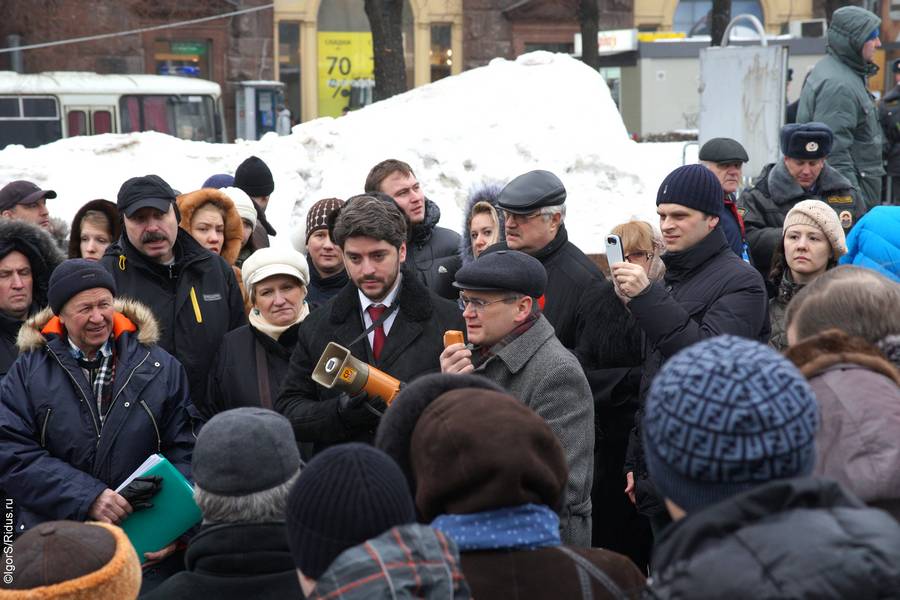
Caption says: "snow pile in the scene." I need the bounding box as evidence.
[0,52,685,253]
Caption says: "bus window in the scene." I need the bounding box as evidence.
[119,94,215,142]
[0,96,62,149]
[93,110,112,134]
[67,110,87,136]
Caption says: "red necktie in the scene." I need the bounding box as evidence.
[366,305,387,361]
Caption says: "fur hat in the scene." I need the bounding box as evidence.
[3,521,141,599]
[780,123,833,159]
[783,199,848,261]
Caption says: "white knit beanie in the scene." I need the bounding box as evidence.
[783,199,848,261]
[242,246,310,291]
[221,186,258,230]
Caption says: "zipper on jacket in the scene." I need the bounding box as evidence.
[40,408,52,448]
[189,286,203,323]
[139,400,161,453]
[47,348,100,439]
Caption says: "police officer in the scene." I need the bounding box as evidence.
[739,123,865,277]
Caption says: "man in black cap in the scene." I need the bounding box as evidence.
[495,169,603,349]
[699,138,751,260]
[440,249,594,547]
[100,174,246,414]
[0,180,56,232]
[879,58,900,205]
[738,122,864,276]
[0,220,64,376]
[234,155,278,251]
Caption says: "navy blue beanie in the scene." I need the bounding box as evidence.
[48,259,117,315]
[643,336,818,513]
[656,164,723,216]
[201,173,234,189]
[285,443,415,579]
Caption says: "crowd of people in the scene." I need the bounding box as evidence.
[1,6,900,598]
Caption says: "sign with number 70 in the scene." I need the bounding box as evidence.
[317,32,375,118]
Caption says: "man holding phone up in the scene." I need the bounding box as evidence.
[440,249,594,547]
[610,164,769,534]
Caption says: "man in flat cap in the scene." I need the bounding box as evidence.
[100,174,246,415]
[739,122,864,276]
[440,249,594,547]
[797,5,883,208]
[495,169,603,349]
[699,138,751,260]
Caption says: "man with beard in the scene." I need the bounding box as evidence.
[101,175,246,414]
[277,195,462,456]
[364,159,460,293]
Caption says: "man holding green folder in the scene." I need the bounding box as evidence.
[0,259,194,562]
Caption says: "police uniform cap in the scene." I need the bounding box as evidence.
[453,250,547,298]
[698,138,749,164]
[497,170,566,215]
[780,122,833,160]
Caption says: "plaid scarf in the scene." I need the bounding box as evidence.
[473,310,540,367]
[71,338,116,425]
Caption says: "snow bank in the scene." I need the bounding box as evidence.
[0,52,687,253]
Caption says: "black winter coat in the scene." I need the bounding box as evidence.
[0,311,22,379]
[524,226,604,349]
[880,84,900,176]
[406,199,461,293]
[625,228,768,511]
[206,323,299,418]
[305,254,349,310]
[0,300,194,533]
[101,230,247,414]
[141,522,303,600]
[276,270,464,455]
[649,478,900,599]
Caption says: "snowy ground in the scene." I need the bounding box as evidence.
[0,52,694,254]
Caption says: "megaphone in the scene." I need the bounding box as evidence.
[312,342,402,405]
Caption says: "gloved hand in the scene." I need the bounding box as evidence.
[336,392,387,431]
[120,476,163,512]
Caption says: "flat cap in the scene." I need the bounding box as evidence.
[454,249,547,298]
[781,122,833,159]
[117,174,177,217]
[698,138,749,163]
[497,170,566,214]
[0,180,56,212]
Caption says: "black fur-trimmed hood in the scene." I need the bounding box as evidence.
[458,182,505,265]
[0,219,66,308]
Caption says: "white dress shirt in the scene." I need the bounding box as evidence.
[358,273,402,350]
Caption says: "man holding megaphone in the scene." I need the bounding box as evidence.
[276,195,463,457]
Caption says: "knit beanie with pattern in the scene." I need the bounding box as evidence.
[783,199,848,261]
[304,198,345,247]
[285,443,415,579]
[657,164,724,216]
[643,335,819,513]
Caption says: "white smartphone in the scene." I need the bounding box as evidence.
[605,234,625,265]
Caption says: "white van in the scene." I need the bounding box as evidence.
[0,71,226,148]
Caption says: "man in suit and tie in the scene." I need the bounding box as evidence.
[276,195,463,456]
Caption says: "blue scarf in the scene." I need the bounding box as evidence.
[431,503,561,551]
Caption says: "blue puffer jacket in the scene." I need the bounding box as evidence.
[840,206,900,282]
[0,299,195,534]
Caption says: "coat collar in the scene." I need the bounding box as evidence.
[662,226,729,283]
[328,266,434,326]
[531,225,569,262]
[489,314,555,374]
[186,522,295,575]
[785,329,900,385]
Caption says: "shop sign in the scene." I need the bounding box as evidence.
[637,32,687,42]
[317,32,374,118]
[170,41,207,55]
[574,29,638,57]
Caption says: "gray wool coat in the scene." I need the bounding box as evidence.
[476,315,594,547]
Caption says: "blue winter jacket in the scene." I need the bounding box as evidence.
[840,206,900,282]
[0,299,195,534]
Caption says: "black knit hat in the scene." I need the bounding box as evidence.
[285,443,415,579]
[657,164,723,216]
[234,156,274,198]
[48,259,116,315]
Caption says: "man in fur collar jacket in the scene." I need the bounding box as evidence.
[0,260,194,543]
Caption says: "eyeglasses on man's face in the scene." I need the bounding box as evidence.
[457,294,518,313]
[503,210,544,224]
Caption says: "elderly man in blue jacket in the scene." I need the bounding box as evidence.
[0,259,194,558]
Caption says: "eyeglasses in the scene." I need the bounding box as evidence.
[457,294,518,313]
[624,252,653,263]
[503,210,544,224]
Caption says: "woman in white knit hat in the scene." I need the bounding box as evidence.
[768,199,848,350]
[207,247,310,417]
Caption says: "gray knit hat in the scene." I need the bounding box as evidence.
[643,336,818,513]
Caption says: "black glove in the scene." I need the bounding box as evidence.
[336,392,387,431]
[120,476,163,512]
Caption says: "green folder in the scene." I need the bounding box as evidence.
[115,454,202,563]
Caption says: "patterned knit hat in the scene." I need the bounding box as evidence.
[643,336,818,513]
[304,198,345,248]
[783,199,848,261]
[657,164,723,216]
